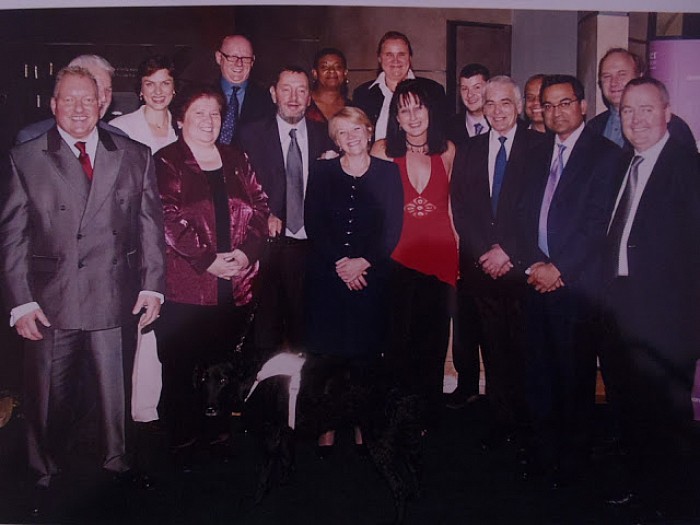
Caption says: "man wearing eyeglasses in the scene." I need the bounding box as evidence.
[518,74,621,487]
[587,48,696,153]
[215,34,274,145]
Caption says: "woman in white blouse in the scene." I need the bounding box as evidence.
[111,55,177,154]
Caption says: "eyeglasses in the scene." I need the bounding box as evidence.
[542,98,578,112]
[218,51,254,65]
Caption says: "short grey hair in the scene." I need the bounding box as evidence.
[67,54,115,77]
[484,75,522,104]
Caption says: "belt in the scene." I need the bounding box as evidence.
[268,236,309,246]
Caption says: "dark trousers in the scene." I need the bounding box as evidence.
[156,302,249,447]
[524,287,597,474]
[452,278,483,397]
[24,326,128,487]
[254,238,309,353]
[474,282,528,431]
[386,264,451,425]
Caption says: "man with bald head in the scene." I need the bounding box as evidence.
[588,48,696,152]
[15,54,125,144]
[215,34,274,144]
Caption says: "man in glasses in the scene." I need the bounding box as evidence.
[215,34,274,144]
[518,74,621,487]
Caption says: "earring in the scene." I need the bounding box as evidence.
[139,93,143,101]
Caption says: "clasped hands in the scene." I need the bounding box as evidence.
[526,261,564,293]
[478,244,512,279]
[336,257,371,291]
[206,249,250,280]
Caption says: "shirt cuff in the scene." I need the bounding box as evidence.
[139,291,165,304]
[10,302,40,327]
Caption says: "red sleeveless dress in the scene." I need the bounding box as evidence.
[391,154,458,286]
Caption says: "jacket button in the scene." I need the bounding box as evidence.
[112,258,118,265]
[77,233,83,240]
[112,230,118,235]
[78,261,85,269]
[59,205,67,211]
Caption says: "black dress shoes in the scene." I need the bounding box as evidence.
[315,445,334,459]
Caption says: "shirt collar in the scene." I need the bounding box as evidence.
[369,69,416,90]
[556,121,586,150]
[220,77,249,95]
[57,125,99,158]
[276,114,307,140]
[634,131,670,162]
[490,123,517,143]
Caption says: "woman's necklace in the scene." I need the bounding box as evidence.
[406,140,428,154]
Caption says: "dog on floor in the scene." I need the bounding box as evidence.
[199,350,425,524]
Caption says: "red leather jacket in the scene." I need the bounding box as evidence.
[155,137,269,306]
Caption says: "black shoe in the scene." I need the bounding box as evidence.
[316,445,334,459]
[354,443,369,457]
[446,391,481,410]
[29,485,50,518]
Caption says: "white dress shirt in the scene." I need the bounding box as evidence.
[370,70,416,141]
[276,115,310,239]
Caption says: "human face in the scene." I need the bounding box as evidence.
[542,82,587,141]
[216,36,255,85]
[270,71,311,125]
[312,54,347,92]
[50,73,100,139]
[483,82,521,134]
[378,39,411,85]
[179,96,222,148]
[396,94,429,141]
[86,66,113,119]
[524,77,544,126]
[140,68,175,111]
[459,74,487,116]
[599,52,638,110]
[334,118,370,156]
[620,83,671,153]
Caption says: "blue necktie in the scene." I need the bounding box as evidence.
[538,143,566,257]
[474,122,484,136]
[491,136,507,215]
[286,129,304,234]
[219,86,239,145]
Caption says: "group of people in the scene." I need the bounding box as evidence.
[1,27,698,518]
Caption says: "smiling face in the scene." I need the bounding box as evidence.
[620,83,671,152]
[216,35,255,85]
[483,81,521,135]
[140,68,175,111]
[542,82,587,141]
[51,73,100,139]
[459,74,487,116]
[396,93,429,142]
[312,53,347,92]
[270,70,311,125]
[524,77,544,127]
[333,116,371,156]
[599,51,638,110]
[378,38,411,86]
[179,96,222,148]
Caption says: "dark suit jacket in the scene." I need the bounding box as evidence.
[452,126,546,289]
[236,81,275,128]
[587,109,698,153]
[352,76,446,135]
[519,127,622,296]
[237,117,335,225]
[0,126,165,329]
[446,110,491,148]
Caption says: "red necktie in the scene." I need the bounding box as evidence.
[75,141,94,181]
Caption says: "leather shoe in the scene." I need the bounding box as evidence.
[316,445,334,459]
[29,485,50,518]
[354,443,369,457]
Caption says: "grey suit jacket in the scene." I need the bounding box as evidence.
[0,126,166,330]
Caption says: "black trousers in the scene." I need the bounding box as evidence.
[386,264,451,424]
[156,301,250,447]
[254,238,309,353]
[452,278,483,397]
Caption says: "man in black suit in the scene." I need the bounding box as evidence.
[238,66,335,355]
[353,31,445,141]
[587,48,696,152]
[519,75,621,484]
[600,77,700,508]
[446,63,491,147]
[0,66,165,511]
[451,76,544,443]
[215,34,274,145]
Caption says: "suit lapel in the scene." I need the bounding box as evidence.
[82,129,122,225]
[553,128,591,200]
[45,127,90,204]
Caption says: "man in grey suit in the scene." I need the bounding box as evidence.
[0,65,165,509]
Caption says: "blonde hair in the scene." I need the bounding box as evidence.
[328,106,373,146]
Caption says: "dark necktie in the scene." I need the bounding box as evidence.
[537,143,566,257]
[286,128,304,234]
[491,136,507,215]
[75,141,93,181]
[219,86,240,145]
[474,122,484,136]
[608,155,644,277]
